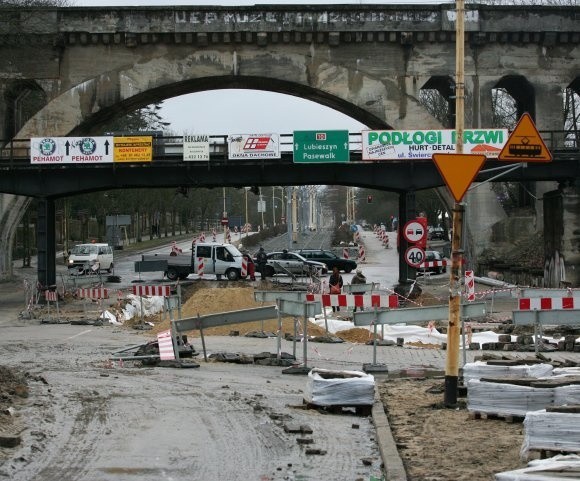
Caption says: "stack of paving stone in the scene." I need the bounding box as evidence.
[495,454,580,480]
[479,334,580,352]
[304,368,375,407]
[463,361,553,383]
[521,407,580,460]
[467,364,580,418]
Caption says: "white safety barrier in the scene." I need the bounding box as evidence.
[77,287,109,299]
[419,260,447,269]
[157,329,175,361]
[519,297,577,310]
[306,293,399,309]
[132,285,172,297]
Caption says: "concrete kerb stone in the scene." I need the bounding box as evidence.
[372,388,408,481]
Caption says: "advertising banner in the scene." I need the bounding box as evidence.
[183,134,210,161]
[30,137,113,164]
[113,136,153,162]
[362,129,508,160]
[228,133,280,159]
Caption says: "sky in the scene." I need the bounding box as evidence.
[71,0,451,135]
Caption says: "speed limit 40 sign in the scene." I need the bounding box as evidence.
[405,246,425,268]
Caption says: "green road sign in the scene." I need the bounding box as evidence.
[293,130,350,163]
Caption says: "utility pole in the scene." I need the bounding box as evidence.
[445,0,465,407]
[272,187,276,227]
[286,186,293,250]
[292,188,298,243]
[222,187,227,240]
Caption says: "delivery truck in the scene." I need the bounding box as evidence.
[139,242,246,281]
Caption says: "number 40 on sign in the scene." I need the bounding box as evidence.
[405,246,425,268]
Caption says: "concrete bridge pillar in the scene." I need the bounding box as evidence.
[397,191,417,286]
[543,184,580,287]
[36,198,56,288]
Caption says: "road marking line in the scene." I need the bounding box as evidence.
[65,329,92,340]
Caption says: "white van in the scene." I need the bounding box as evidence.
[67,243,114,273]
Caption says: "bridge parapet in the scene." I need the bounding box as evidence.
[0,5,579,47]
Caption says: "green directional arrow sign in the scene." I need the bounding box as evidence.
[293,130,350,163]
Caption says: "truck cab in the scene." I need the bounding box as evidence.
[194,243,244,281]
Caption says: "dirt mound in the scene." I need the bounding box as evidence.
[337,328,376,344]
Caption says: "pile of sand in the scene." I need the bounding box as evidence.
[146,284,327,338]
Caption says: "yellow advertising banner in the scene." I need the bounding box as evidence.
[113,136,153,162]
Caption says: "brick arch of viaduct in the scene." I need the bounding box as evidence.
[1,5,580,283]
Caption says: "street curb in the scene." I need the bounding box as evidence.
[372,391,408,481]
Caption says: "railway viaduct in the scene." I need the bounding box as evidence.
[0,3,579,286]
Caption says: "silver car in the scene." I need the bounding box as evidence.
[263,251,327,277]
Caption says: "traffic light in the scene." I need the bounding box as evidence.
[367,195,373,204]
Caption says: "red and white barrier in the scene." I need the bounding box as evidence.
[77,288,109,299]
[519,297,577,310]
[241,256,248,277]
[45,290,58,302]
[197,257,205,277]
[212,229,217,242]
[358,244,366,262]
[306,293,399,309]
[199,232,206,242]
[419,260,448,269]
[157,330,175,361]
[132,285,172,297]
[343,248,349,259]
[465,270,475,302]
[171,241,183,255]
[191,237,197,248]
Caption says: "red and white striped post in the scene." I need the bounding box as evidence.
[465,270,475,301]
[241,256,248,278]
[212,229,217,242]
[358,244,366,263]
[343,248,349,259]
[197,257,205,278]
[199,232,206,242]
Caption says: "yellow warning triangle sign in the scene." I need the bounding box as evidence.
[498,113,552,162]
[432,153,486,203]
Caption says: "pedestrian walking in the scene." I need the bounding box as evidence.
[256,246,268,279]
[351,268,367,312]
[329,266,343,312]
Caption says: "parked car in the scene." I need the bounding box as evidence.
[417,250,447,275]
[428,226,446,241]
[295,249,357,273]
[260,251,327,277]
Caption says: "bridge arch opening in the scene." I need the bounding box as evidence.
[491,75,535,129]
[2,80,46,140]
[564,78,580,148]
[419,76,456,129]
[70,76,391,137]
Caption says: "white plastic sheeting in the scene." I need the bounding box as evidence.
[467,380,554,417]
[463,362,554,383]
[121,294,165,321]
[304,368,375,406]
[495,454,580,481]
[521,410,580,460]
[554,385,580,406]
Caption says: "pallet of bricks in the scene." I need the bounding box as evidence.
[463,361,580,479]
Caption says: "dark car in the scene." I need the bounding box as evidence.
[428,227,446,241]
[417,250,447,275]
[296,249,357,273]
